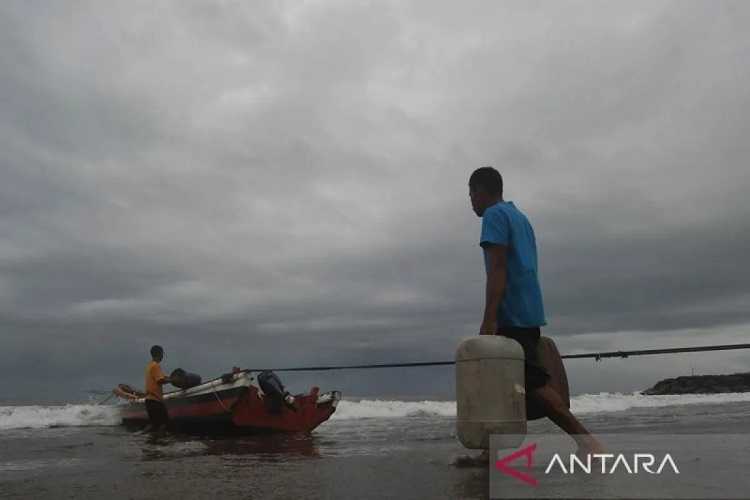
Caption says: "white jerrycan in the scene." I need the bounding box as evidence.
[455,335,527,449]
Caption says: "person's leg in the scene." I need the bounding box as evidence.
[530,384,603,454]
[469,384,599,465]
[500,327,603,454]
[154,401,169,431]
[144,399,158,432]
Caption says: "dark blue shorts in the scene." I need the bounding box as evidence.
[497,326,550,391]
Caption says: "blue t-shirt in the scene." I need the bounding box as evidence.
[480,201,546,328]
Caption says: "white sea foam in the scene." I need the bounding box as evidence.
[332,391,750,420]
[2,392,750,429]
[0,404,121,430]
[570,391,750,415]
[331,399,456,420]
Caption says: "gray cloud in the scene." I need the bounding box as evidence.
[1,0,749,402]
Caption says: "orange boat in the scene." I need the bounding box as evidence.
[114,370,340,433]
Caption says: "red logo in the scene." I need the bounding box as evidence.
[495,443,538,487]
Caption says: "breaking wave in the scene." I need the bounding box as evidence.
[2,392,750,429]
[331,391,750,420]
[570,391,750,415]
[331,399,456,420]
[0,404,121,431]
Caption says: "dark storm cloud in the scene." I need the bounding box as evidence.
[1,0,749,400]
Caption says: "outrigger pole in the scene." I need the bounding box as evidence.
[257,343,750,372]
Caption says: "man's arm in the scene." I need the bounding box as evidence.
[480,243,507,335]
[152,365,172,385]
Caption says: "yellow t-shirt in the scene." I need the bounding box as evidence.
[145,361,167,401]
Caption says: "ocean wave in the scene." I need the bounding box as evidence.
[570,391,750,414]
[2,392,750,429]
[0,404,121,430]
[332,392,750,419]
[331,399,456,420]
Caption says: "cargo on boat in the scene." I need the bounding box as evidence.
[113,369,340,433]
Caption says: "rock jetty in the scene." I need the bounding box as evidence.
[643,373,750,395]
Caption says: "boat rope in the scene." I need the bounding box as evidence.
[96,392,116,405]
[250,342,750,372]
[211,384,231,412]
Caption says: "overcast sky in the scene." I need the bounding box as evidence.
[1,1,749,402]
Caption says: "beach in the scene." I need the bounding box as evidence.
[2,393,750,499]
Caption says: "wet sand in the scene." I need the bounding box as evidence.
[1,400,749,499]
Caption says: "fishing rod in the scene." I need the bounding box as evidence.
[561,343,750,361]
[253,342,750,372]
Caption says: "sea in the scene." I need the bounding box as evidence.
[2,392,750,499]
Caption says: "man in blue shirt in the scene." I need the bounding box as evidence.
[469,166,602,455]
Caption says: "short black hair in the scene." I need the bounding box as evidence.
[150,345,163,358]
[469,166,503,197]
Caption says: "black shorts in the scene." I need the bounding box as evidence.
[497,326,550,391]
[145,399,169,427]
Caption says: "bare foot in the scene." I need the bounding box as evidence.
[452,450,490,467]
[576,436,605,457]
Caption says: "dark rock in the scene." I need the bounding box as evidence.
[643,372,750,395]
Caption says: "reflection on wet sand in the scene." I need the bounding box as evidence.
[139,430,321,463]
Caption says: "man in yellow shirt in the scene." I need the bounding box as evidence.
[144,345,173,431]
